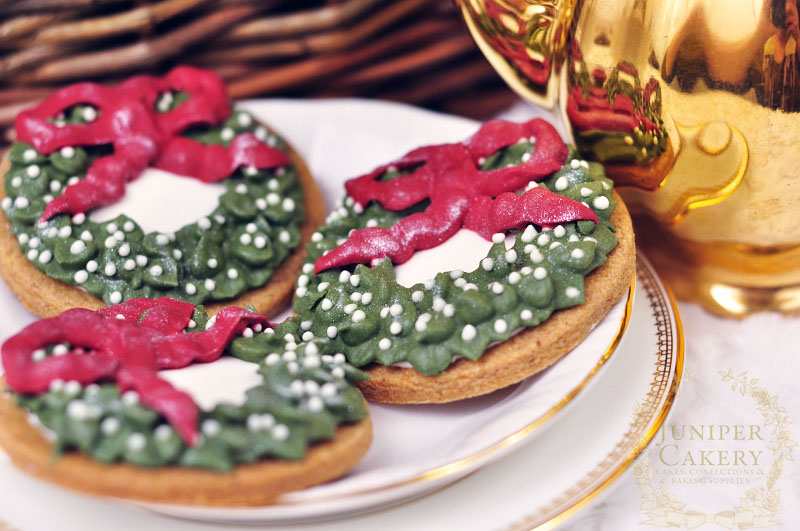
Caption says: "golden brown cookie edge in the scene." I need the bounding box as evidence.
[0,385,372,507]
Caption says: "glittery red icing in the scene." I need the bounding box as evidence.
[314,118,598,273]
[1,298,270,446]
[14,66,290,222]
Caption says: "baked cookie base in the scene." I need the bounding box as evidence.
[0,122,325,319]
[0,386,372,507]
[358,192,636,404]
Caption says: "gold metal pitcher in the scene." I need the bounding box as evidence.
[458,0,800,317]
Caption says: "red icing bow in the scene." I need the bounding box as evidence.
[1,298,270,446]
[314,118,598,273]
[14,66,290,222]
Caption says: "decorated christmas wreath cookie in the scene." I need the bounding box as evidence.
[290,118,635,403]
[0,298,371,506]
[0,66,324,318]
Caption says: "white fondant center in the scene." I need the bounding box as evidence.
[89,168,225,234]
[160,357,263,411]
[393,229,512,288]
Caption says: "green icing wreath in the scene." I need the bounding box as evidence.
[1,97,305,306]
[13,307,368,471]
[290,143,619,375]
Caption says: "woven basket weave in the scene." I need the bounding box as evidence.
[0,0,516,143]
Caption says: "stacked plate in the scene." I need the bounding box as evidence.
[0,100,683,530]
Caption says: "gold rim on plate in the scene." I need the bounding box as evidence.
[262,275,636,506]
[510,255,685,531]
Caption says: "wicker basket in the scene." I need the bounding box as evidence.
[0,0,516,143]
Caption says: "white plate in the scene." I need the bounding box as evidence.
[0,100,680,529]
[0,253,680,531]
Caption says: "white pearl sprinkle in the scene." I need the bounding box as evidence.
[279,231,290,244]
[207,258,218,268]
[23,148,37,161]
[481,257,494,271]
[126,433,146,452]
[109,291,122,304]
[202,419,221,437]
[321,298,333,311]
[104,263,116,276]
[534,267,548,280]
[14,196,29,208]
[155,234,169,245]
[221,127,234,141]
[521,309,533,320]
[580,187,593,197]
[86,260,98,272]
[26,165,41,178]
[52,344,69,356]
[571,248,585,259]
[80,230,92,242]
[412,290,423,302]
[185,283,196,295]
[389,322,402,335]
[237,112,253,127]
[136,255,147,267]
[327,326,338,338]
[554,225,566,238]
[205,279,216,291]
[555,176,569,191]
[494,319,508,334]
[505,249,517,263]
[74,270,88,283]
[119,243,130,257]
[593,196,610,210]
[566,286,581,298]
[491,282,504,294]
[350,275,360,287]
[271,424,290,441]
[352,310,366,322]
[10,177,21,188]
[227,268,239,279]
[537,233,550,246]
[378,338,392,350]
[508,272,521,284]
[282,198,296,212]
[318,282,330,292]
[492,233,505,244]
[70,240,86,254]
[461,324,477,342]
[101,417,123,436]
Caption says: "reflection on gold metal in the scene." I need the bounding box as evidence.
[622,121,749,226]
[459,0,800,316]
[459,0,569,108]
